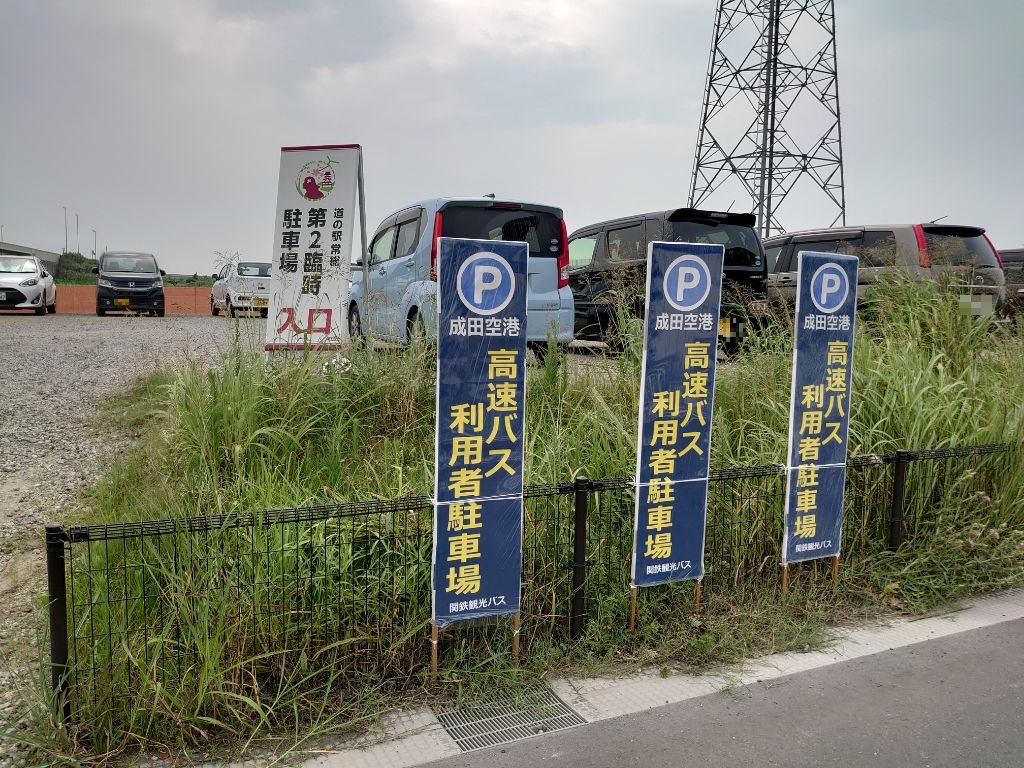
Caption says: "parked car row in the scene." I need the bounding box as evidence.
[193,196,1008,346]
[343,198,1011,351]
[347,199,771,353]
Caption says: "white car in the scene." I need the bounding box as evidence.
[211,261,271,317]
[0,255,56,315]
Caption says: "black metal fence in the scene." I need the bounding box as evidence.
[45,443,1015,731]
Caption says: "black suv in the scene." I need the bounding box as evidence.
[567,208,768,347]
[93,251,166,316]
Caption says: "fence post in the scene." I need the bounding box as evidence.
[888,451,910,551]
[569,477,590,641]
[45,524,71,725]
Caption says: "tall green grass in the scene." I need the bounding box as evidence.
[17,279,1023,765]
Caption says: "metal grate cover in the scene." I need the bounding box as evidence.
[437,685,587,752]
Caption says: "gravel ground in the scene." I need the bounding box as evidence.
[0,312,265,767]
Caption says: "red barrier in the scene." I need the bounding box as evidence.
[55,285,212,315]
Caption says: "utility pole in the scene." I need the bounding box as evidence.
[689,0,846,237]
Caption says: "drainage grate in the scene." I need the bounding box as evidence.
[436,685,587,752]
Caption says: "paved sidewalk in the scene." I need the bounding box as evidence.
[283,589,1024,768]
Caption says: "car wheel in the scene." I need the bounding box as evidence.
[211,296,219,316]
[528,341,561,365]
[408,310,427,344]
[348,304,365,346]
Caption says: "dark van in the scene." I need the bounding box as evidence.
[566,208,768,347]
[93,251,166,316]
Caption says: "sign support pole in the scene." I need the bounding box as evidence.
[430,624,439,681]
[628,587,638,632]
[512,613,521,667]
[357,151,370,340]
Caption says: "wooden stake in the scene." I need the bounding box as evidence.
[694,580,703,613]
[512,613,521,667]
[430,624,439,682]
[780,563,789,594]
[628,587,638,632]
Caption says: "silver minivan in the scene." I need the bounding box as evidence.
[348,197,574,350]
[764,223,1006,312]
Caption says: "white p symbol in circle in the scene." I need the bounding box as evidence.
[456,252,516,316]
[819,273,841,306]
[809,263,849,314]
[474,265,502,304]
[675,267,701,303]
[665,254,712,312]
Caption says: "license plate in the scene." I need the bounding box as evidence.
[959,293,993,316]
[115,298,130,307]
[253,298,268,307]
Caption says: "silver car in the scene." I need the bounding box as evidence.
[211,261,271,317]
[0,255,56,314]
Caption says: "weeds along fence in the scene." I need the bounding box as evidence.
[45,443,1014,736]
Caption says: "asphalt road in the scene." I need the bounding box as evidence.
[424,618,1024,768]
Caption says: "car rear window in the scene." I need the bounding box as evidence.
[102,255,158,273]
[663,221,763,270]
[923,227,999,268]
[441,206,562,258]
[237,262,271,277]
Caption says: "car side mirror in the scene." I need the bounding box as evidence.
[160,269,166,276]
[91,267,99,274]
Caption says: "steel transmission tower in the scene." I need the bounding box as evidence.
[689,0,846,237]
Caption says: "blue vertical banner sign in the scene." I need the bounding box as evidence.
[631,242,725,588]
[782,252,859,565]
[432,238,528,626]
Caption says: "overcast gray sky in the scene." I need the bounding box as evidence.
[2,0,1022,274]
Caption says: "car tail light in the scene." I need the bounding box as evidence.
[982,233,1003,267]
[429,211,443,282]
[557,219,570,288]
[913,224,930,267]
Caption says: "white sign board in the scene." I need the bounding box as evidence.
[265,144,361,350]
